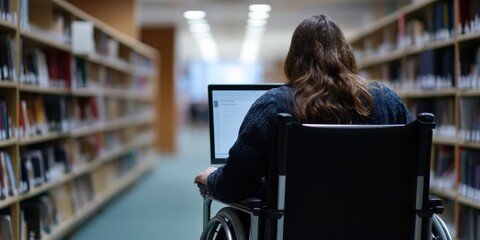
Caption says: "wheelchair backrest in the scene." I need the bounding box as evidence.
[265,113,435,240]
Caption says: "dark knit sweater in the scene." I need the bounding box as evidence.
[207,82,414,202]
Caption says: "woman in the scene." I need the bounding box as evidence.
[194,14,413,203]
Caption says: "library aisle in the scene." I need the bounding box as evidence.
[73,126,214,239]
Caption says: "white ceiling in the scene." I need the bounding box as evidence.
[138,0,406,66]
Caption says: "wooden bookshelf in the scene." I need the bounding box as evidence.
[349,0,480,238]
[0,0,158,239]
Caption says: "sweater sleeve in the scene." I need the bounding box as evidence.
[370,82,414,124]
[207,91,282,203]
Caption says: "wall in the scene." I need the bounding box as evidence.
[141,27,177,153]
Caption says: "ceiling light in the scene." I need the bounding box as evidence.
[184,11,206,20]
[247,19,267,27]
[248,12,270,20]
[189,24,211,33]
[188,19,207,25]
[249,4,271,13]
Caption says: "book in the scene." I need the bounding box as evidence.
[42,95,68,132]
[39,194,58,234]
[71,175,94,211]
[431,145,455,190]
[21,150,45,187]
[20,210,27,240]
[39,145,68,181]
[19,0,29,29]
[49,185,73,223]
[45,49,71,88]
[459,97,480,142]
[3,151,17,196]
[20,155,35,193]
[0,35,14,81]
[32,95,48,134]
[459,149,480,200]
[0,151,9,197]
[72,21,94,55]
[0,97,5,140]
[21,201,43,240]
[74,57,87,89]
[459,206,479,239]
[0,97,10,140]
[0,215,13,240]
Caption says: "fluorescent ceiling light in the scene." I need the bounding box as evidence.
[189,24,211,33]
[188,19,207,24]
[248,12,270,20]
[184,11,206,20]
[247,19,267,26]
[249,4,271,12]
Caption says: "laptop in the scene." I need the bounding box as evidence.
[208,84,283,165]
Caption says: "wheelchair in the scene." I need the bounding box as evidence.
[198,113,453,240]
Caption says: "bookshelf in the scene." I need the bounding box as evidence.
[348,0,480,238]
[0,0,158,239]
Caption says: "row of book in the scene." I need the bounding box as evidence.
[0,97,12,141]
[409,97,456,138]
[0,214,13,240]
[21,194,60,239]
[458,0,480,35]
[412,48,454,90]
[18,177,92,240]
[17,93,150,139]
[460,206,480,240]
[431,145,455,191]
[73,58,103,90]
[72,134,101,169]
[0,151,17,199]
[459,149,480,201]
[19,95,68,138]
[0,34,15,81]
[19,144,69,193]
[459,45,480,89]
[20,47,148,91]
[3,39,148,93]
[0,0,15,23]
[363,47,455,91]
[2,128,146,197]
[71,128,145,170]
[354,1,454,59]
[459,98,480,143]
[20,47,71,88]
[20,46,146,91]
[91,151,138,194]
[0,95,151,143]
[9,142,80,200]
[398,0,454,50]
[17,156,138,239]
[0,175,104,240]
[20,147,147,238]
[74,58,146,91]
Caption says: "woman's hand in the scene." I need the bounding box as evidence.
[194,167,217,185]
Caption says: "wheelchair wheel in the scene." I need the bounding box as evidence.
[431,214,452,240]
[200,207,246,240]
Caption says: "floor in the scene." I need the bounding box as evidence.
[73,125,224,239]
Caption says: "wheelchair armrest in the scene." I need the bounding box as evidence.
[429,197,444,215]
[238,197,263,208]
[418,197,445,218]
[232,197,263,216]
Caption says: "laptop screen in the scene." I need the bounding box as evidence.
[208,84,283,165]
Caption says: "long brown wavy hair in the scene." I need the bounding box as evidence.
[284,15,373,123]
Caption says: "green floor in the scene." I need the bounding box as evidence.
[73,126,222,239]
